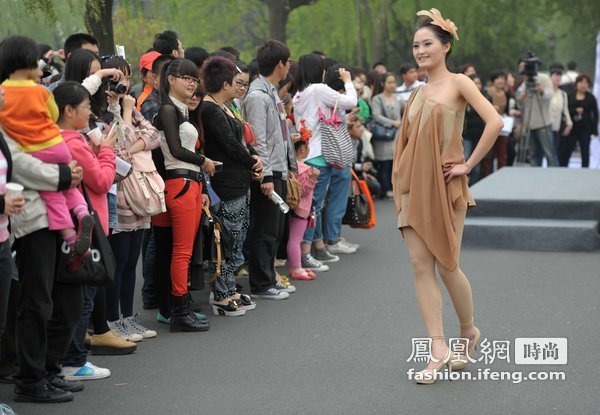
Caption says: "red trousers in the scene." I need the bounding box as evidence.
[163,178,202,297]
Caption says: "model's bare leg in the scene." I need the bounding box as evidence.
[403,227,449,370]
[437,210,479,361]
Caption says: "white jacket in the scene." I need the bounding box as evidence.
[293,83,357,161]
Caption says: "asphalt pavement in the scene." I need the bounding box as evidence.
[2,198,599,415]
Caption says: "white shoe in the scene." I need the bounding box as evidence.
[123,314,157,339]
[61,361,111,381]
[339,237,360,249]
[108,318,143,342]
[327,240,357,254]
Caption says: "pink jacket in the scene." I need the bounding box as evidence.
[293,161,317,219]
[62,130,116,235]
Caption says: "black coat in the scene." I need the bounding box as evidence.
[568,91,598,136]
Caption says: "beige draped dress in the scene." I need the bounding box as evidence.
[392,86,475,271]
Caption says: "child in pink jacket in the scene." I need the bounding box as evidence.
[287,137,319,280]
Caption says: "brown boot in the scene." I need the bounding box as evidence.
[90,330,137,355]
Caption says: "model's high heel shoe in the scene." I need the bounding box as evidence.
[449,321,481,371]
[415,337,452,385]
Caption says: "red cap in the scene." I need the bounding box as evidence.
[139,51,161,71]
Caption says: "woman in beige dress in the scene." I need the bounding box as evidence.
[392,9,503,384]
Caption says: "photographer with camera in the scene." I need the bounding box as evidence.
[516,54,558,167]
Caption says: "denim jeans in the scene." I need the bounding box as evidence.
[528,125,558,166]
[463,139,481,185]
[61,285,96,367]
[323,166,351,243]
[302,164,332,244]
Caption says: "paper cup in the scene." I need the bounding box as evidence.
[86,127,102,146]
[5,182,24,197]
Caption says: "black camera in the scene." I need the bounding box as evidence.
[107,80,127,95]
[521,51,542,88]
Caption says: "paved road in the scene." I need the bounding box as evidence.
[2,199,599,415]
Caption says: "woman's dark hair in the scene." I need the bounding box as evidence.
[416,17,453,60]
[0,35,39,82]
[200,56,237,94]
[53,81,91,120]
[372,72,396,96]
[489,70,507,83]
[218,46,240,60]
[297,54,325,91]
[236,60,248,73]
[64,49,99,84]
[294,139,308,151]
[256,39,290,77]
[157,58,204,131]
[325,63,353,92]
[575,73,591,86]
[366,70,380,90]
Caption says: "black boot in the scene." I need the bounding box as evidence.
[170,295,209,332]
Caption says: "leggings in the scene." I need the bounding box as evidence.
[287,215,308,270]
[165,178,202,297]
[402,210,473,338]
[106,229,144,321]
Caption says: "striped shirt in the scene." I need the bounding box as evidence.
[0,150,9,242]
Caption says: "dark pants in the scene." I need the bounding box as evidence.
[559,127,591,167]
[248,178,287,293]
[61,285,96,368]
[376,160,393,195]
[142,228,159,306]
[0,240,15,338]
[152,226,173,318]
[14,229,83,387]
[106,229,144,321]
[0,279,18,379]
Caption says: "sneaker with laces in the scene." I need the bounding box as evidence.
[326,240,357,254]
[312,246,340,262]
[107,318,143,342]
[339,237,360,250]
[301,253,330,272]
[276,276,296,293]
[251,288,290,300]
[61,362,111,381]
[123,314,157,339]
[0,402,16,415]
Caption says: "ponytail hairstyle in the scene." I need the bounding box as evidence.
[53,81,91,121]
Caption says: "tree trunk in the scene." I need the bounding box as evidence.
[267,0,288,43]
[84,0,115,55]
[264,0,317,43]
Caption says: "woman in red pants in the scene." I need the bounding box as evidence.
[155,58,215,332]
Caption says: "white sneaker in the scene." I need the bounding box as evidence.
[61,361,111,381]
[123,313,157,339]
[339,237,360,250]
[301,253,330,272]
[108,318,143,342]
[251,288,290,300]
[327,240,357,254]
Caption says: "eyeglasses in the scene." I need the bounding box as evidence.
[173,75,200,85]
[235,80,249,88]
[287,58,293,63]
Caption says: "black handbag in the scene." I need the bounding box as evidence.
[371,123,397,141]
[56,185,116,286]
[371,99,398,142]
[342,173,371,227]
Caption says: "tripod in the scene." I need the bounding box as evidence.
[516,78,549,165]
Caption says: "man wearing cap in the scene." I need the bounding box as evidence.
[132,51,161,111]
